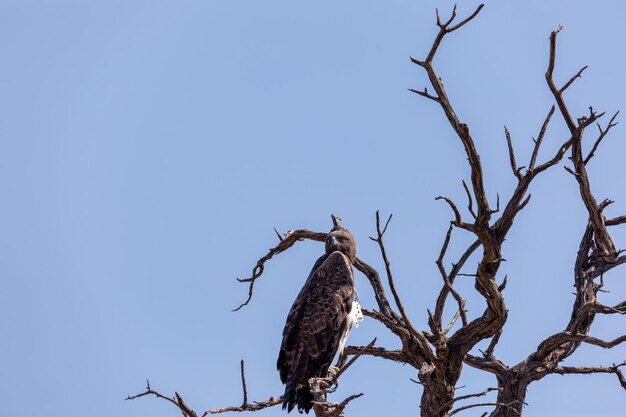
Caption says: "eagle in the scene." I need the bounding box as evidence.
[277,227,363,413]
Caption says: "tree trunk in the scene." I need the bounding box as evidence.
[420,383,455,417]
[417,361,457,417]
[489,372,528,417]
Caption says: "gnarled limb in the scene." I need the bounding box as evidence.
[487,28,625,417]
[233,228,326,311]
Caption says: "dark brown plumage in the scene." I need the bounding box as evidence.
[277,228,357,413]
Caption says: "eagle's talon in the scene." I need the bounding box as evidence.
[327,365,340,379]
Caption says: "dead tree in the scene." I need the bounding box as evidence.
[127,4,624,417]
[462,25,626,417]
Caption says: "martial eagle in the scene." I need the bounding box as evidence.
[277,227,363,413]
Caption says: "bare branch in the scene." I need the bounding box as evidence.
[449,401,521,416]
[435,225,469,328]
[447,4,485,33]
[559,65,588,93]
[333,339,377,382]
[454,388,499,403]
[127,381,198,417]
[528,105,556,171]
[422,5,483,63]
[442,309,463,336]
[483,329,502,359]
[409,87,440,102]
[535,332,626,358]
[433,239,481,335]
[436,195,464,226]
[434,387,499,415]
[234,229,326,311]
[462,180,477,220]
[464,354,508,375]
[594,301,626,315]
[436,223,454,278]
[240,360,248,406]
[568,109,617,259]
[588,254,626,278]
[203,338,375,416]
[370,212,407,323]
[272,227,284,242]
[413,5,491,228]
[204,397,283,415]
[344,345,408,364]
[504,126,522,180]
[606,215,626,226]
[546,26,577,133]
[533,139,570,175]
[353,261,397,320]
[551,363,626,390]
[314,393,364,417]
[370,211,437,363]
[584,111,619,165]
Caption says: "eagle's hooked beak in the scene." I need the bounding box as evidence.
[329,236,339,246]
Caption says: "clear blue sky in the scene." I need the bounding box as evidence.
[1,1,624,416]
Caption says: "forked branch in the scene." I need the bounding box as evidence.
[126,381,198,417]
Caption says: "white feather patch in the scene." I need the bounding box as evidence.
[338,298,363,355]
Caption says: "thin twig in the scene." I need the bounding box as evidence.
[503,127,522,180]
[449,401,521,416]
[371,211,436,363]
[436,196,464,226]
[409,87,440,102]
[240,360,248,406]
[528,105,555,171]
[584,111,619,165]
[560,66,588,93]
[334,338,377,382]
[434,387,499,415]
[462,180,477,220]
[126,381,198,417]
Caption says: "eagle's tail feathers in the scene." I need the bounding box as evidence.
[296,385,313,414]
[282,377,298,413]
[282,378,313,414]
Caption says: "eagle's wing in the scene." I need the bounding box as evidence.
[277,251,354,410]
[277,253,328,382]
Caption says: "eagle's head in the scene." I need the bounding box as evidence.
[325,228,356,261]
